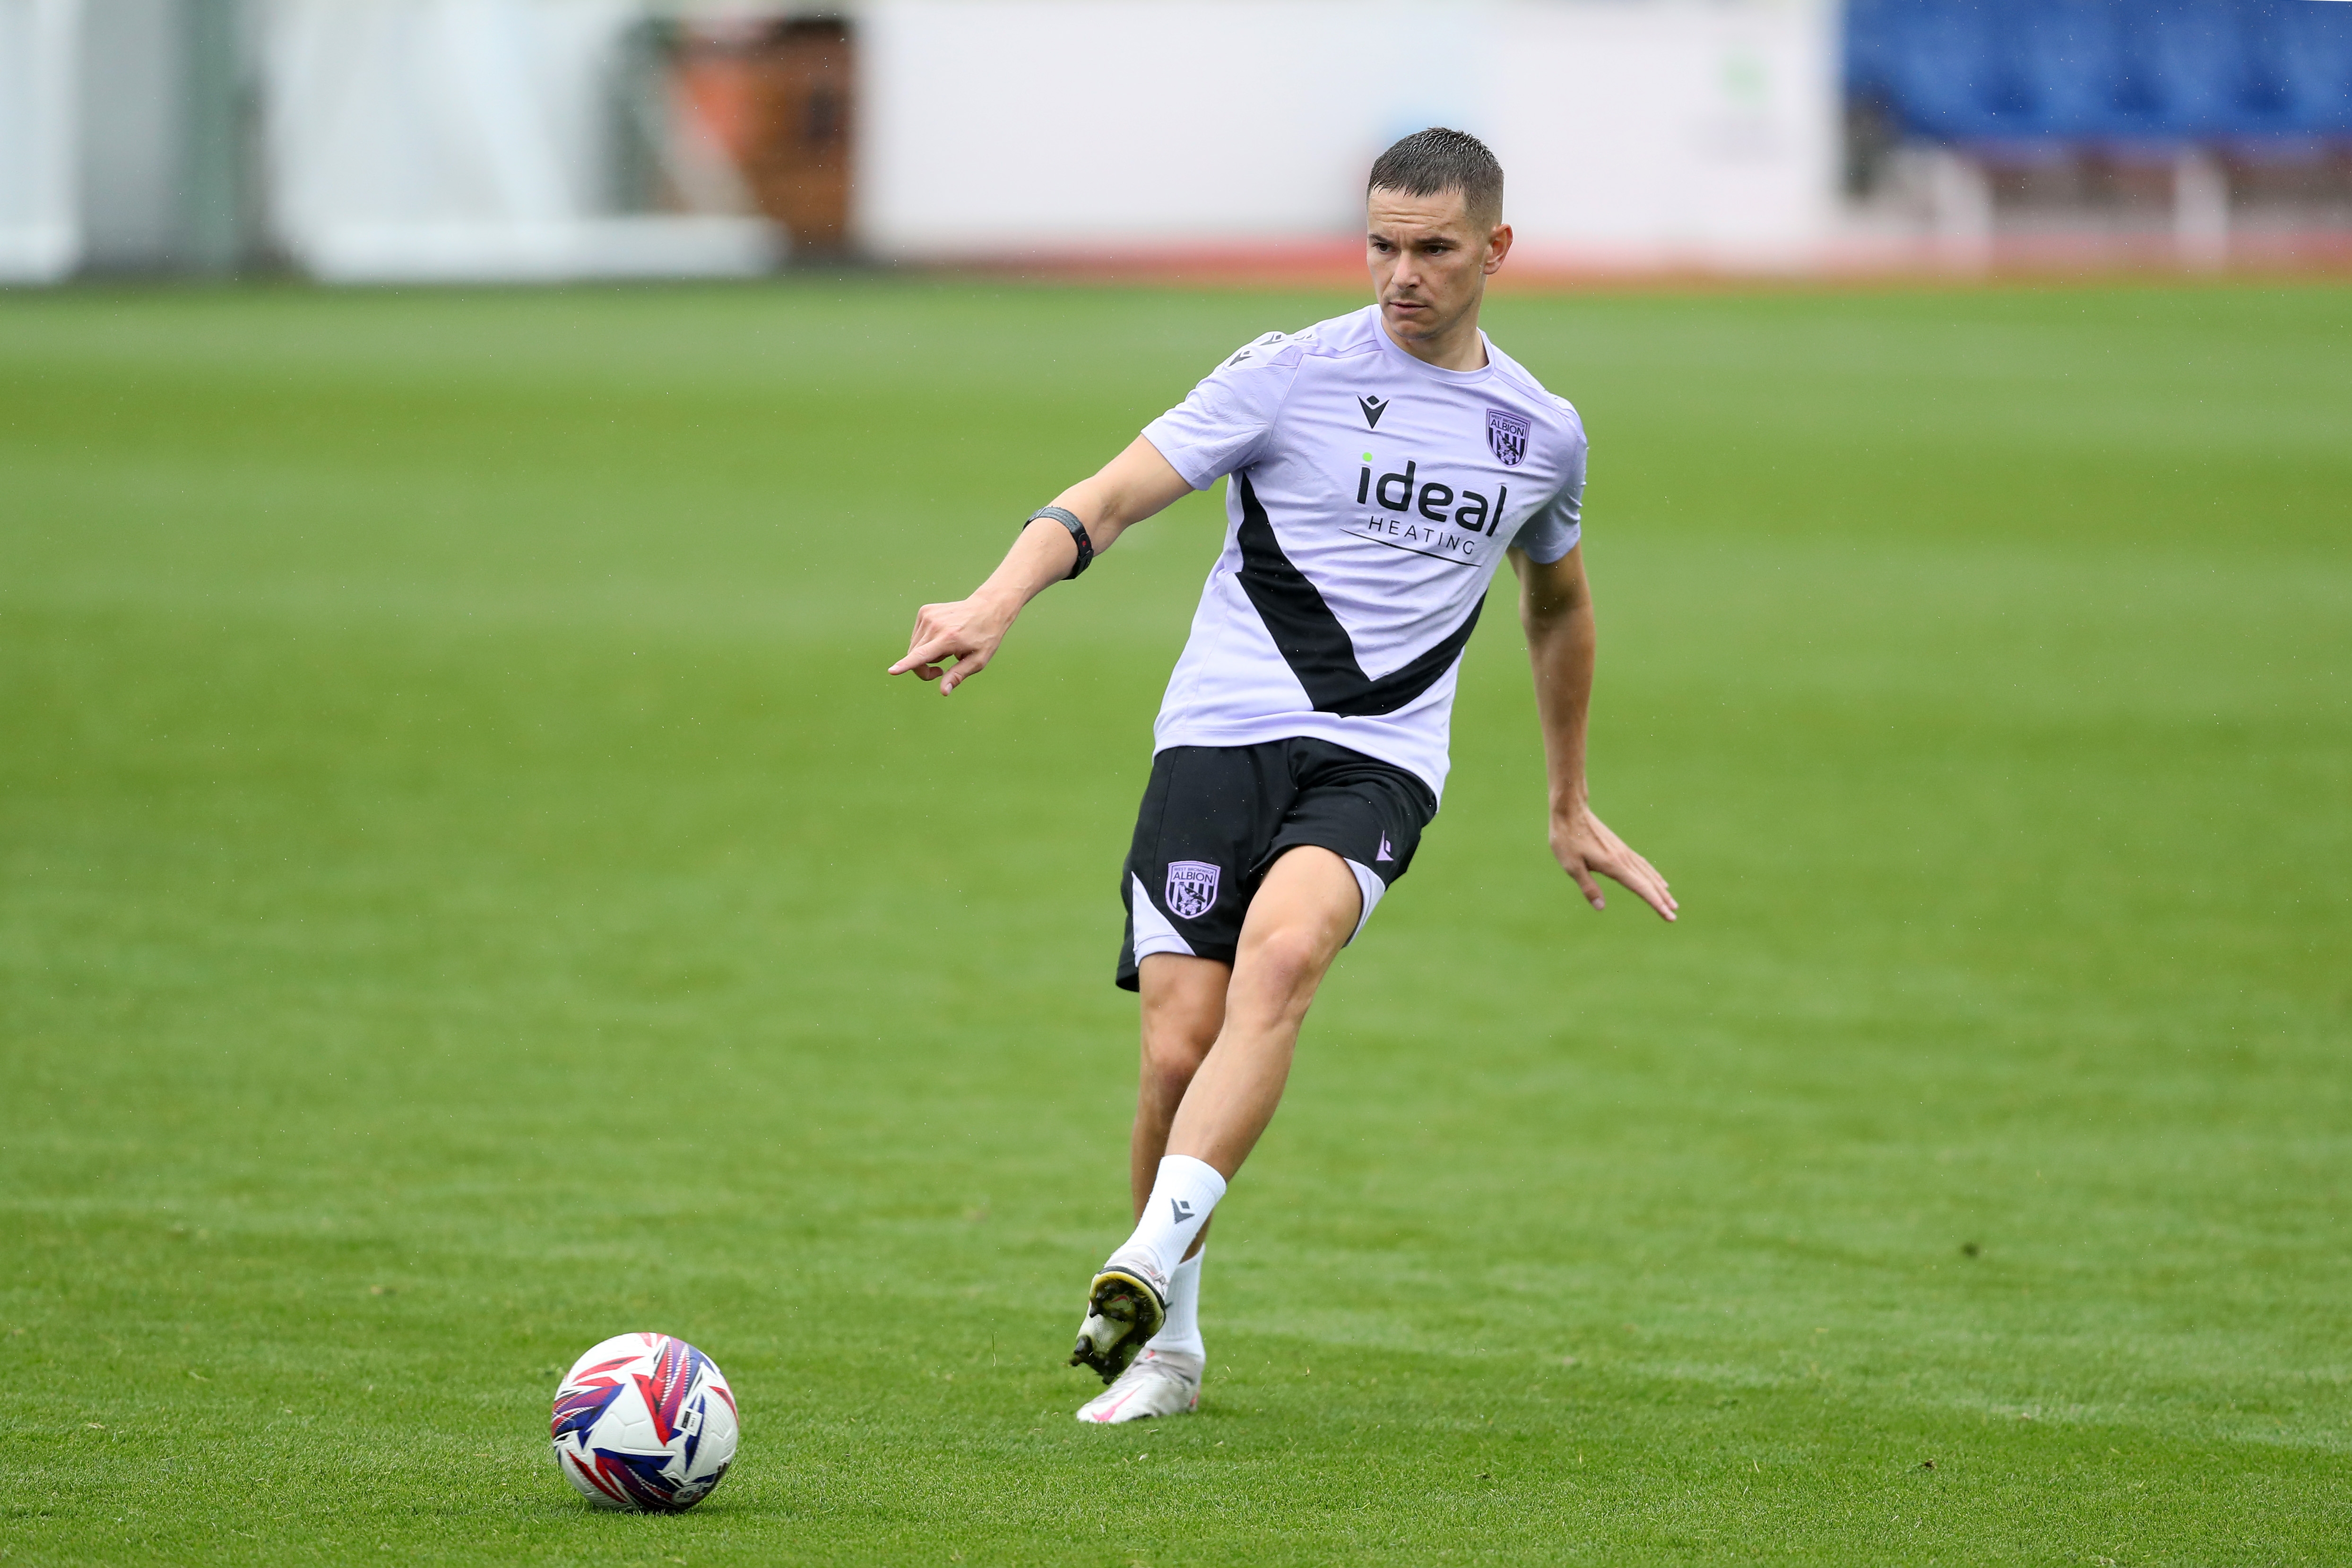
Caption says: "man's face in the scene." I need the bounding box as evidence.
[1366,187,1511,347]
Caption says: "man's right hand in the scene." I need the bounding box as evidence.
[889,592,1019,695]
[887,438,1193,697]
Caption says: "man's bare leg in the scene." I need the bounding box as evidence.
[1131,953,1228,1257]
[1072,848,1363,1382]
[1165,846,1362,1178]
[1075,956,1229,1422]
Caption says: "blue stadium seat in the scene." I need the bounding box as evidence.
[2278,0,2352,135]
[2000,0,2144,148]
[2124,3,2219,139]
[1846,0,2352,146]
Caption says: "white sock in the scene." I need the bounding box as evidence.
[1145,1250,1206,1359]
[1119,1155,1226,1279]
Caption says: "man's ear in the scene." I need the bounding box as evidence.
[1484,223,1514,275]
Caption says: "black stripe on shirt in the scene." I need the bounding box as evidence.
[1232,471,1484,718]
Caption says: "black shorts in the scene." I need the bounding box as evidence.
[1115,738,1438,991]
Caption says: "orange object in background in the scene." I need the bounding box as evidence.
[673,43,759,169]
[675,17,856,258]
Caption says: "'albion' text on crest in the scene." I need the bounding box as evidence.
[1486,406,1530,468]
[1164,860,1220,920]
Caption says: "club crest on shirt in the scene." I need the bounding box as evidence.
[1486,406,1530,468]
[1164,860,1220,920]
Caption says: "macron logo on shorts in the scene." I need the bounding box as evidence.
[1165,860,1219,920]
[1377,834,1395,863]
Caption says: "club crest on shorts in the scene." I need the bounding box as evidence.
[1486,406,1530,468]
[1164,860,1220,921]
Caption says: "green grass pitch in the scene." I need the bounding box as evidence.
[2,276,2347,1565]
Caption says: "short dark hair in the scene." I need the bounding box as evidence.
[1367,128,1504,226]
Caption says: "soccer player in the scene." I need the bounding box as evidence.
[890,128,1676,1424]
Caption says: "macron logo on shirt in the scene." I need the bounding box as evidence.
[1358,395,1390,429]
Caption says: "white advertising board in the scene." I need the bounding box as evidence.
[0,0,80,282]
[853,0,1838,267]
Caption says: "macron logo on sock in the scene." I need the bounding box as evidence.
[1169,1198,1193,1223]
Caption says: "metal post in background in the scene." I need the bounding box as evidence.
[75,0,248,275]
[177,0,245,273]
[2173,146,2230,273]
[1927,147,1993,272]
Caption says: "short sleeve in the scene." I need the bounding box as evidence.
[1514,399,1586,565]
[1140,332,1303,491]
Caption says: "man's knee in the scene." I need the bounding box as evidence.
[1242,922,1317,982]
[1141,1045,1201,1109]
[1240,923,1337,997]
[1139,953,1225,1090]
[1236,848,1361,995]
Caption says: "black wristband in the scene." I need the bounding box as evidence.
[1027,506,1094,579]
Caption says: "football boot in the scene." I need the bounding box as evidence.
[1067,1248,1169,1384]
[1074,1347,1202,1423]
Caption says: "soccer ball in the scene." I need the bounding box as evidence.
[550,1332,739,1511]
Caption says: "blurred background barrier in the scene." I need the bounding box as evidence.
[265,0,778,281]
[0,0,81,280]
[4,0,2349,284]
[849,0,1837,269]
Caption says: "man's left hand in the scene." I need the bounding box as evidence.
[1550,806,1676,921]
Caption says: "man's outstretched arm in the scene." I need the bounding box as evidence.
[889,436,1193,695]
[1512,543,1677,921]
